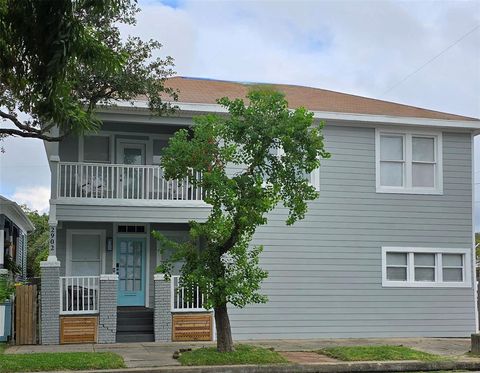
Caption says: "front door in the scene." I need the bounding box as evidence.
[116,238,146,306]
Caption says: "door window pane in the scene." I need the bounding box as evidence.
[380,162,403,187]
[412,163,435,188]
[381,136,404,161]
[387,267,407,281]
[412,137,435,162]
[84,136,110,163]
[123,148,143,165]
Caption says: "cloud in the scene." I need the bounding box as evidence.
[10,186,50,214]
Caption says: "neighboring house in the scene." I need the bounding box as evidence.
[0,195,34,278]
[40,77,480,345]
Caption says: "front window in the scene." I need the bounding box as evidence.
[383,247,470,287]
[83,135,110,163]
[376,130,442,194]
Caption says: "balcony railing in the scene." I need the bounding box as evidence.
[57,162,203,202]
[171,275,206,312]
[60,276,99,315]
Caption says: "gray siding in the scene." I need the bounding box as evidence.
[228,126,475,339]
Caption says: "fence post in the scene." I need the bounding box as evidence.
[154,274,171,342]
[98,274,118,343]
[40,259,60,344]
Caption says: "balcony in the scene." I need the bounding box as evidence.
[56,162,204,206]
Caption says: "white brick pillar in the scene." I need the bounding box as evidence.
[40,259,61,344]
[154,274,172,342]
[98,274,118,343]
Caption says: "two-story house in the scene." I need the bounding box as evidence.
[40,77,480,344]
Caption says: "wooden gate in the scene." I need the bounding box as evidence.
[15,285,37,345]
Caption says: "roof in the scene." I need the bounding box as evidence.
[160,77,478,122]
[0,195,35,233]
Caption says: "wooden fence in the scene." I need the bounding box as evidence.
[15,284,37,345]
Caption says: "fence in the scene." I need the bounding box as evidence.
[60,276,99,315]
[171,275,206,312]
[15,284,37,345]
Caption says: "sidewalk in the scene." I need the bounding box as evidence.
[5,337,475,369]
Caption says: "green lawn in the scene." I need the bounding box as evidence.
[178,344,288,366]
[0,344,125,373]
[318,345,443,362]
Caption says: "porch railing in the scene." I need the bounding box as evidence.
[60,276,99,314]
[171,275,206,312]
[57,162,203,202]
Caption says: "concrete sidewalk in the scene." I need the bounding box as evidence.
[4,337,474,369]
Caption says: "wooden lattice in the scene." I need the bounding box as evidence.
[172,313,212,341]
[60,316,97,344]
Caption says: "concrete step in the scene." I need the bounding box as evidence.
[116,332,154,343]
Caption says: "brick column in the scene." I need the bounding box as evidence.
[154,274,172,342]
[98,274,118,344]
[40,259,60,344]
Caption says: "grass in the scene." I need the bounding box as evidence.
[178,344,288,366]
[0,344,125,373]
[318,345,444,362]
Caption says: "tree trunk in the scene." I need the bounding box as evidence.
[214,303,234,352]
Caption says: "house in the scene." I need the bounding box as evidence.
[0,195,34,278]
[0,195,34,342]
[40,77,480,344]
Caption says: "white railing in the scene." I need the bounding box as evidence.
[57,162,203,202]
[60,276,99,314]
[171,275,206,312]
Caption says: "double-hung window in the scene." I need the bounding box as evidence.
[382,247,471,287]
[376,129,442,194]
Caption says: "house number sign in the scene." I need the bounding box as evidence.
[49,226,56,256]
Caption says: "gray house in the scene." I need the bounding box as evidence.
[40,77,480,344]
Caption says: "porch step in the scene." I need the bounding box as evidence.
[116,307,154,343]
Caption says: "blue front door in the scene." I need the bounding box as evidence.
[117,238,146,306]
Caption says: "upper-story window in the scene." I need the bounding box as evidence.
[83,135,111,163]
[375,129,442,194]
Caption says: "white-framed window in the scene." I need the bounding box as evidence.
[272,147,320,191]
[79,134,112,163]
[66,229,106,276]
[375,129,442,194]
[382,247,471,288]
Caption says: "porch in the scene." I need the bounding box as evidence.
[39,221,213,345]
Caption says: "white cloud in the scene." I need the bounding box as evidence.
[10,186,50,214]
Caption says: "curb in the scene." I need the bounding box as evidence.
[34,360,480,373]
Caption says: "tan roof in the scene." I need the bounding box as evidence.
[161,77,477,121]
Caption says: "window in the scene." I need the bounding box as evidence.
[271,146,320,191]
[376,129,442,194]
[83,135,110,163]
[118,224,146,234]
[382,247,471,287]
[66,230,105,276]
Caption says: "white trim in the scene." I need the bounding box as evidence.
[55,197,209,208]
[472,133,478,332]
[66,229,106,276]
[375,128,443,195]
[382,247,472,288]
[106,100,480,130]
[100,274,118,281]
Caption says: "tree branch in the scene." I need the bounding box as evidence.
[0,128,65,141]
[0,110,42,134]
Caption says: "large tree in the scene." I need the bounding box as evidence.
[155,88,330,352]
[0,0,176,141]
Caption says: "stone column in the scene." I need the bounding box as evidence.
[40,259,61,344]
[154,274,172,342]
[98,274,118,344]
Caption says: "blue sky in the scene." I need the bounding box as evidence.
[1,0,479,222]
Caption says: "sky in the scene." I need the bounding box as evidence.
[1,0,479,223]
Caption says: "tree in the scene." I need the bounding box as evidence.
[155,88,330,352]
[20,206,49,278]
[0,0,176,141]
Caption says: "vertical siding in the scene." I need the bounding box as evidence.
[228,125,475,339]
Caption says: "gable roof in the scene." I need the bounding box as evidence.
[162,77,478,122]
[0,195,35,233]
